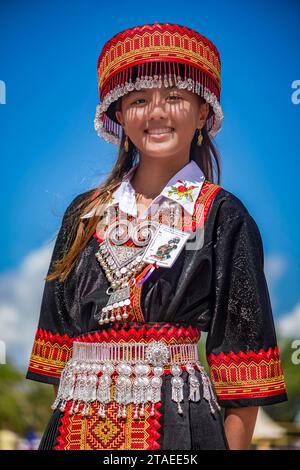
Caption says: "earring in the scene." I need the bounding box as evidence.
[197,128,203,146]
[124,135,129,152]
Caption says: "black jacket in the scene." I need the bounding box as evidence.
[26,183,288,409]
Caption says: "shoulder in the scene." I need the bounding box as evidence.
[210,185,255,224]
[208,186,264,251]
[62,188,97,222]
[205,184,262,241]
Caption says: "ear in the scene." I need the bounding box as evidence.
[198,102,210,127]
[115,110,125,127]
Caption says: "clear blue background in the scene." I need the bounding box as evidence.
[1,0,299,320]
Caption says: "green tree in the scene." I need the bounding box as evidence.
[0,358,54,435]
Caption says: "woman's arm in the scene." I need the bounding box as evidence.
[53,384,59,397]
[224,406,259,450]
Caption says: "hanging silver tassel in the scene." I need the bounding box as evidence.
[186,362,201,402]
[132,363,151,419]
[97,362,114,418]
[171,364,184,414]
[70,361,95,415]
[51,364,68,411]
[69,362,83,415]
[74,363,89,414]
[196,362,221,414]
[148,366,164,416]
[81,362,100,417]
[51,359,77,412]
[115,362,133,418]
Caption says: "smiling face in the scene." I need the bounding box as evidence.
[115,86,210,163]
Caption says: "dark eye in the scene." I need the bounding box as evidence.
[131,94,181,105]
[131,99,145,105]
[168,94,181,101]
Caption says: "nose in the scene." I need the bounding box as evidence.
[147,93,169,120]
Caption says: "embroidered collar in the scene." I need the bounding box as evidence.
[81,160,205,219]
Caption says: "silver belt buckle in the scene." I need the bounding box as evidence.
[145,341,170,366]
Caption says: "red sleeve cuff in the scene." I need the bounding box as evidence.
[26,328,73,383]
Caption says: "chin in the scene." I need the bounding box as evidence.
[142,148,179,158]
[143,142,179,152]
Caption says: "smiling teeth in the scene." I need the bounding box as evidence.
[146,128,173,134]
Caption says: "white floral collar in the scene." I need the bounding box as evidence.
[81,160,205,219]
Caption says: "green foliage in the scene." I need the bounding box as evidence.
[0,359,54,435]
[265,338,300,422]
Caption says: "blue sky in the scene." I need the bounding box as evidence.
[0,0,299,331]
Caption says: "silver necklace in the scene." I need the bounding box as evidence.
[94,200,182,325]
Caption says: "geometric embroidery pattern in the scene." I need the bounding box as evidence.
[54,381,162,450]
[27,328,73,379]
[207,346,287,400]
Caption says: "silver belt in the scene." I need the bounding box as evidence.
[51,340,220,420]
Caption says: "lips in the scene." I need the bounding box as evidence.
[145,127,175,135]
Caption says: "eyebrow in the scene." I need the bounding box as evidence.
[130,85,178,94]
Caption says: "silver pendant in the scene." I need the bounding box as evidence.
[95,286,131,324]
[170,364,184,415]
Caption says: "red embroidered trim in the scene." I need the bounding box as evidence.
[207,346,287,400]
[27,328,73,379]
[76,322,201,344]
[187,180,221,231]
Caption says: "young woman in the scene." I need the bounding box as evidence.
[26,22,288,450]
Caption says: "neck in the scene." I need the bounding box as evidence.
[130,157,190,199]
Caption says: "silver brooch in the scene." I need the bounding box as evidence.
[145,341,170,367]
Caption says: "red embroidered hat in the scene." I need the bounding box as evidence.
[94,22,223,144]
